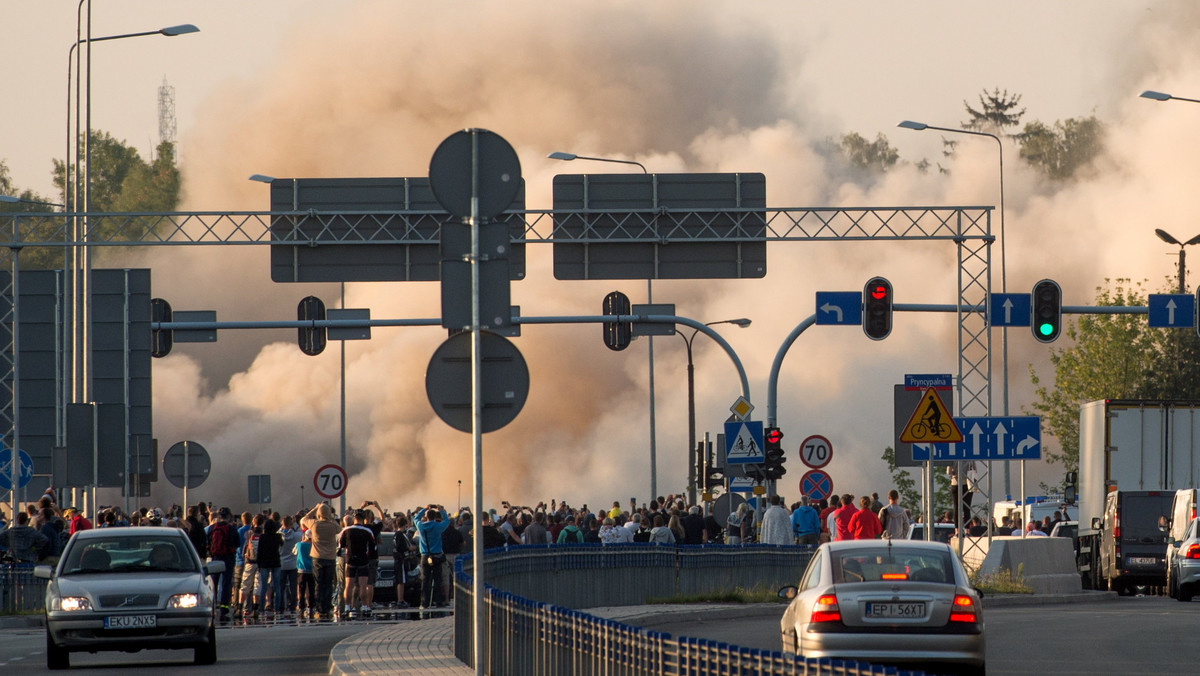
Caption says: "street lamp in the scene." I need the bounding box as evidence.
[549,150,660,501]
[68,14,200,516]
[547,151,648,174]
[899,119,1008,488]
[680,318,751,505]
[0,196,65,209]
[1155,229,1200,293]
[1140,90,1200,104]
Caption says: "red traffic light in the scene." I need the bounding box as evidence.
[765,428,784,445]
[869,284,888,300]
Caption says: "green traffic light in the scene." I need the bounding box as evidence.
[1039,322,1054,336]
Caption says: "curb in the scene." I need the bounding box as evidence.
[981,590,1118,607]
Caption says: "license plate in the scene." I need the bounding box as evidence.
[865,602,926,618]
[105,615,157,629]
[376,579,394,588]
[1128,556,1157,565]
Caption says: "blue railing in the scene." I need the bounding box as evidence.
[453,543,924,676]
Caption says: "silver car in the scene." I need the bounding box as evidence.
[1167,517,1200,602]
[35,526,225,669]
[779,539,985,675]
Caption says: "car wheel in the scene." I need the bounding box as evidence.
[1180,584,1194,603]
[194,626,217,665]
[46,630,69,670]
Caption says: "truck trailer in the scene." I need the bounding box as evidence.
[1077,400,1200,593]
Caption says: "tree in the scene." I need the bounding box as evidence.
[839,132,899,174]
[962,88,1026,136]
[1027,279,1158,471]
[53,131,178,213]
[1018,116,1105,181]
[881,446,952,518]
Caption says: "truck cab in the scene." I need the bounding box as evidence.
[1095,490,1173,594]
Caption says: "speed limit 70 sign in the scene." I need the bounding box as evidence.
[800,435,832,469]
[314,464,348,500]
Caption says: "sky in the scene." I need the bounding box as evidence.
[3,1,1198,516]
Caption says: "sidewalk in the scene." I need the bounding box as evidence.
[328,616,470,676]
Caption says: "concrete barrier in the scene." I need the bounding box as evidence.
[975,536,1082,594]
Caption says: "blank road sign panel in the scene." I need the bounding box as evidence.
[551,173,767,280]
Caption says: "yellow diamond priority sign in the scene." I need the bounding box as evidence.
[899,387,963,444]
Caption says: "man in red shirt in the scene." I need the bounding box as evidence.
[834,494,858,541]
[849,495,883,540]
[66,508,92,535]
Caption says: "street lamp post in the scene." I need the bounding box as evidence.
[680,319,751,505]
[1154,229,1200,293]
[899,120,1008,498]
[66,17,198,516]
[548,150,662,501]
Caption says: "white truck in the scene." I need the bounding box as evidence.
[1076,400,1200,593]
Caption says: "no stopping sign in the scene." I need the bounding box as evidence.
[314,464,347,500]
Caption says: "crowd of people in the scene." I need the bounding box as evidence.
[6,484,1050,624]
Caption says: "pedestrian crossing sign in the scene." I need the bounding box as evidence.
[899,387,963,444]
[724,420,765,464]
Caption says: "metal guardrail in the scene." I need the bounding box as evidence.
[453,543,925,676]
[0,563,46,614]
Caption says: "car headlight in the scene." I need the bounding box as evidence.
[167,593,200,609]
[57,596,92,612]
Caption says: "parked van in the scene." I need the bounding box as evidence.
[1095,490,1174,594]
[1169,489,1200,543]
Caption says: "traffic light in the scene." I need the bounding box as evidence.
[150,298,172,358]
[763,426,786,481]
[1031,279,1062,343]
[298,296,327,356]
[862,276,893,340]
[602,291,632,351]
[704,466,725,490]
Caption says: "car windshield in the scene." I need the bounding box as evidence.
[61,535,197,574]
[833,547,954,584]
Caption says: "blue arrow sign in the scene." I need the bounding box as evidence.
[990,293,1031,327]
[815,291,862,326]
[911,416,1041,461]
[725,420,765,464]
[0,447,34,491]
[1148,294,1195,328]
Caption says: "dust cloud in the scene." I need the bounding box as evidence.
[109,2,1200,515]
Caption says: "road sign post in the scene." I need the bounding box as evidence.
[162,441,211,509]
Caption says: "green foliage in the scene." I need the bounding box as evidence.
[965,563,1034,595]
[839,132,899,174]
[881,446,952,517]
[1018,116,1105,181]
[962,88,1026,135]
[647,585,782,605]
[1024,278,1200,472]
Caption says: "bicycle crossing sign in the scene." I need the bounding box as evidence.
[724,420,765,464]
[899,388,963,444]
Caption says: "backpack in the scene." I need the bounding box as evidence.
[441,523,464,554]
[209,522,235,557]
[243,531,261,563]
[633,526,652,543]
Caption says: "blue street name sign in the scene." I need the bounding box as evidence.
[911,416,1041,461]
[1148,294,1195,328]
[990,293,1031,327]
[904,373,953,390]
[724,420,765,464]
[815,291,862,326]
